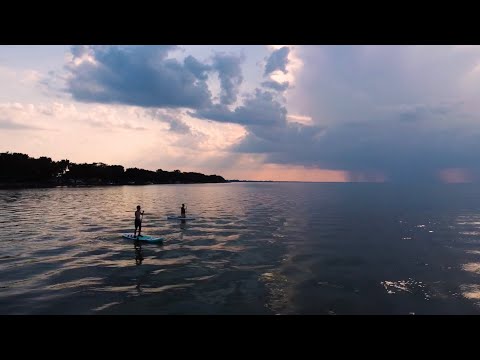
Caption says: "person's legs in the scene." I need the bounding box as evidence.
[134,219,140,237]
[138,222,142,236]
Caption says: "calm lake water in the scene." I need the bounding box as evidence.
[1,182,480,314]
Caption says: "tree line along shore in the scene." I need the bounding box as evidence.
[0,152,227,188]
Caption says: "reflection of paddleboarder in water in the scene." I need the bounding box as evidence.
[134,240,144,265]
[179,220,187,236]
[134,242,144,293]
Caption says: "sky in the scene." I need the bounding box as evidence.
[1,45,480,183]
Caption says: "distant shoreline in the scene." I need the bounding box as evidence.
[0,180,306,189]
[0,180,276,189]
[1,151,227,189]
[0,181,231,190]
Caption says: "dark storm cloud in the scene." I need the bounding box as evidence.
[211,53,245,105]
[65,45,212,109]
[264,46,290,76]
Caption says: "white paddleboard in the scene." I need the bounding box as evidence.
[122,233,164,243]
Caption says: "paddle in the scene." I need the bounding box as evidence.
[138,211,145,237]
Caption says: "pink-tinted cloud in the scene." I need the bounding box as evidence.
[438,168,475,183]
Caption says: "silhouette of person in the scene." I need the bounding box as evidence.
[134,205,144,237]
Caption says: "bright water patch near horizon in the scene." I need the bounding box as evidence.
[1,183,480,314]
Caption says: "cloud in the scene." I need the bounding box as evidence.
[227,101,480,183]
[184,55,211,80]
[261,80,289,92]
[147,108,191,134]
[64,45,213,109]
[0,103,54,130]
[63,46,248,111]
[20,70,42,85]
[211,53,245,105]
[86,117,147,131]
[192,89,287,127]
[0,118,43,130]
[263,45,480,182]
[0,102,148,132]
[70,45,90,58]
[190,45,480,183]
[378,102,463,123]
[264,46,290,76]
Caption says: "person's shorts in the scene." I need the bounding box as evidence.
[135,219,142,228]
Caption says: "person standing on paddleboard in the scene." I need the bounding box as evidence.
[181,204,187,218]
[134,205,144,237]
